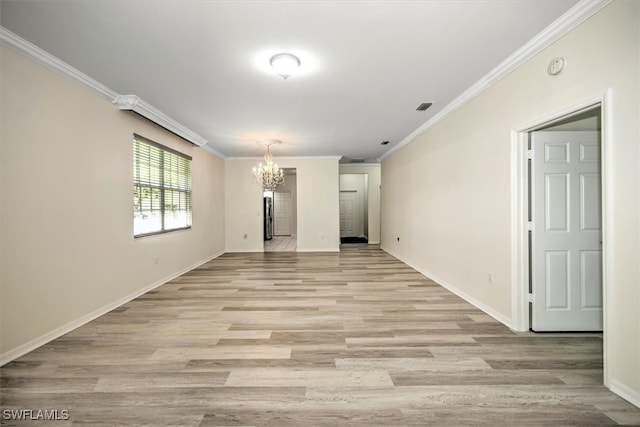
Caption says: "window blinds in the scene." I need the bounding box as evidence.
[133,135,192,237]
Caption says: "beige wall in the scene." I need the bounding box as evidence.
[226,158,340,252]
[339,164,381,244]
[381,0,639,403]
[0,46,225,361]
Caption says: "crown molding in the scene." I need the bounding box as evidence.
[199,143,227,159]
[0,26,119,101]
[339,163,381,168]
[2,26,219,154]
[113,95,211,149]
[380,0,613,161]
[225,155,343,161]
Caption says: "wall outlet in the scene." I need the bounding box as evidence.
[397,237,400,242]
[154,257,159,265]
[487,272,494,283]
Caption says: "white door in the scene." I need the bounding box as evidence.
[273,192,291,236]
[531,131,602,331]
[340,191,358,238]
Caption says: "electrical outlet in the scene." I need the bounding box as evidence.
[487,272,494,283]
[154,257,159,265]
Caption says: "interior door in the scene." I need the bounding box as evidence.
[273,191,291,236]
[340,191,358,238]
[531,131,602,331]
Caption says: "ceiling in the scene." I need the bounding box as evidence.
[1,0,580,161]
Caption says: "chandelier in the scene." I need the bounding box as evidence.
[253,140,285,190]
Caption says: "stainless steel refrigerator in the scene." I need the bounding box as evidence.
[263,196,273,240]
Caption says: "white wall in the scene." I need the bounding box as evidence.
[0,46,226,362]
[339,164,381,244]
[381,0,639,405]
[226,158,340,252]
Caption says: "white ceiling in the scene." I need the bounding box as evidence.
[1,0,580,161]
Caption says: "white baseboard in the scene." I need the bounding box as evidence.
[381,246,513,329]
[368,240,380,245]
[296,247,340,252]
[610,379,640,409]
[0,251,223,366]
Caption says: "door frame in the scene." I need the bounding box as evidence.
[510,91,611,385]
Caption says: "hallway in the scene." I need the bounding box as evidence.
[264,235,297,252]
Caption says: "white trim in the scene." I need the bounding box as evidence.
[379,0,613,161]
[0,26,118,101]
[225,157,269,161]
[296,248,340,252]
[513,96,604,132]
[225,156,343,161]
[381,246,513,328]
[339,163,381,168]
[510,130,530,332]
[601,91,612,388]
[1,26,221,157]
[113,95,212,150]
[0,251,223,366]
[199,143,227,159]
[609,379,640,409]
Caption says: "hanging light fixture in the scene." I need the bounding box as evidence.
[253,140,285,190]
[270,53,300,80]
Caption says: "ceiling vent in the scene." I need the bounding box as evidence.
[416,102,433,111]
[350,158,366,164]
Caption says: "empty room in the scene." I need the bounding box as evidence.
[1,0,639,425]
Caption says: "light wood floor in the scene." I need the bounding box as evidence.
[264,235,297,252]
[2,246,639,426]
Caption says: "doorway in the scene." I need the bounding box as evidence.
[264,168,297,252]
[512,99,608,335]
[339,173,369,244]
[511,101,608,387]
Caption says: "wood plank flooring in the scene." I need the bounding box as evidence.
[2,245,640,426]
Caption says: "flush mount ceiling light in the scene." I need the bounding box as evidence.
[270,53,300,80]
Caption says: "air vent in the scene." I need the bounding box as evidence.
[351,159,366,164]
[416,102,433,111]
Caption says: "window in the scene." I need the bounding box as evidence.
[133,134,192,237]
